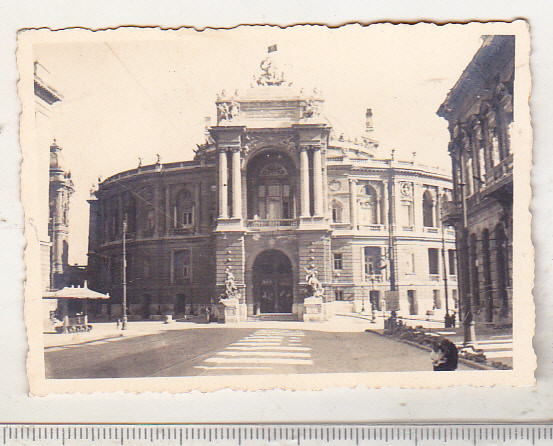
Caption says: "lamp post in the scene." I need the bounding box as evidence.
[122,219,128,330]
[458,156,475,346]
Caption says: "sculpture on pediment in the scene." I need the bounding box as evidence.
[242,133,297,156]
[300,100,319,120]
[256,56,286,86]
[217,101,240,122]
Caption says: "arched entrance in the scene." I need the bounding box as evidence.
[252,250,293,313]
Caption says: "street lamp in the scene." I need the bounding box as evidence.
[122,219,128,330]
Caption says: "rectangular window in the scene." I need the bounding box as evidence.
[407,290,418,315]
[448,249,456,276]
[332,206,341,223]
[333,253,343,270]
[174,249,191,282]
[401,201,414,227]
[183,211,193,226]
[452,289,458,308]
[433,290,442,309]
[466,158,474,196]
[143,258,150,279]
[364,246,382,276]
[334,290,344,301]
[147,208,155,232]
[428,248,439,276]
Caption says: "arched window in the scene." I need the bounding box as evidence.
[256,162,291,220]
[470,233,479,307]
[174,188,194,229]
[495,224,509,318]
[422,190,435,227]
[482,229,493,322]
[359,184,379,224]
[331,200,343,223]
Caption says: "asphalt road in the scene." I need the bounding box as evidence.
[45,326,471,379]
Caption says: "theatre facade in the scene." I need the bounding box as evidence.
[87,60,457,321]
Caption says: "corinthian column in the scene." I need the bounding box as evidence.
[231,148,242,219]
[300,146,310,217]
[218,148,228,219]
[349,178,358,229]
[313,147,323,217]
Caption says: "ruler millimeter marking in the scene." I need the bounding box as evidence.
[1,424,553,445]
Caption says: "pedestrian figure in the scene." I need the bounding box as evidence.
[430,339,458,371]
[116,318,121,330]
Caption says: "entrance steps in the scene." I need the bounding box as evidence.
[247,313,299,322]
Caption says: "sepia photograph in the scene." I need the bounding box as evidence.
[19,22,533,393]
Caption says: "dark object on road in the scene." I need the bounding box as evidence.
[430,339,458,371]
[444,312,456,328]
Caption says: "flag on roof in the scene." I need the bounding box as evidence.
[268,44,277,53]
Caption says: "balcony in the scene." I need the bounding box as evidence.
[246,218,298,228]
[441,200,462,226]
[429,274,440,282]
[358,224,386,232]
[423,226,439,234]
[482,154,513,208]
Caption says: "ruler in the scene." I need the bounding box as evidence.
[1,424,552,445]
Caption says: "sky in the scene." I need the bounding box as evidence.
[34,25,484,264]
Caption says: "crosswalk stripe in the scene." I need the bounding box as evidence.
[232,342,282,347]
[205,357,313,365]
[226,346,311,351]
[194,366,273,370]
[218,351,311,358]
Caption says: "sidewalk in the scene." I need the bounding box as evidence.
[344,311,513,368]
[44,315,379,349]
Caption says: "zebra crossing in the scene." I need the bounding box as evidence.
[195,329,312,373]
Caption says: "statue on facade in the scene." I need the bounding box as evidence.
[224,266,239,300]
[256,56,286,86]
[305,265,324,298]
[217,101,240,122]
[300,100,318,120]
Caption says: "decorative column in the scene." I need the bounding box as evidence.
[349,178,358,229]
[218,148,228,219]
[164,186,171,235]
[231,148,242,219]
[153,183,160,237]
[313,147,323,217]
[117,194,123,238]
[300,146,310,217]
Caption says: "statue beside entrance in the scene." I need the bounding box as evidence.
[218,266,247,323]
[303,264,325,322]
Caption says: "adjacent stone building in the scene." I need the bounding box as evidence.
[88,54,457,321]
[438,35,514,327]
[34,61,74,292]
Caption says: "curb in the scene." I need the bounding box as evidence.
[44,334,125,350]
[364,329,493,371]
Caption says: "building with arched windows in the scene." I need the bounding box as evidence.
[87,54,457,322]
[438,35,514,327]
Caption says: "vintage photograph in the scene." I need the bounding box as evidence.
[19,23,533,393]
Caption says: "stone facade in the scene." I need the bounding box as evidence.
[88,54,457,321]
[438,35,514,327]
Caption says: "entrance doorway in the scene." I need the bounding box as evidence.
[252,250,293,313]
